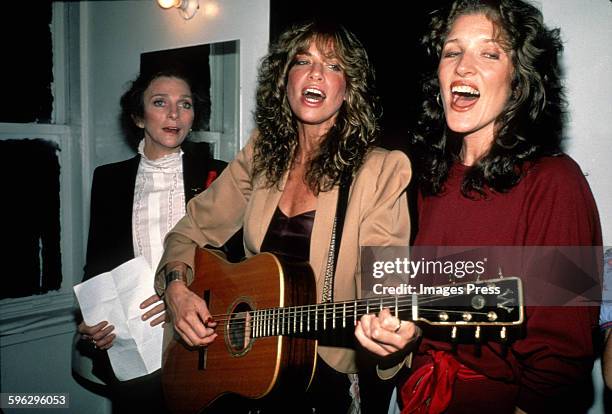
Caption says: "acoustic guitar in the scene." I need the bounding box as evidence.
[162,248,524,413]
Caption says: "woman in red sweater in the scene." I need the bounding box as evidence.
[399,0,603,413]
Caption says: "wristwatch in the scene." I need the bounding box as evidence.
[165,269,186,289]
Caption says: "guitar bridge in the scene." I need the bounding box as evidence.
[198,289,211,370]
[198,347,207,370]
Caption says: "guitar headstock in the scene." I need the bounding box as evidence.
[415,276,524,327]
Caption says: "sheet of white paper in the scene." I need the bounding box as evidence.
[74,256,164,381]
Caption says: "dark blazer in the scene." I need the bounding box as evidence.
[83,141,239,280]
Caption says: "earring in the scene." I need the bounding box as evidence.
[436,92,443,108]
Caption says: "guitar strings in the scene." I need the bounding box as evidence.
[201,293,505,336]
[208,295,490,325]
[206,296,418,325]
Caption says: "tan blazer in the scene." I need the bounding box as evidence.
[155,132,412,373]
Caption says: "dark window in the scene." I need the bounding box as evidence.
[0,139,62,299]
[0,2,53,123]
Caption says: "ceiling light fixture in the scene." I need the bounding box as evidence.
[157,0,199,20]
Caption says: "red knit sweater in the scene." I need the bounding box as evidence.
[407,155,602,413]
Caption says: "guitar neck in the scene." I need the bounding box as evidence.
[251,296,412,339]
[248,277,523,339]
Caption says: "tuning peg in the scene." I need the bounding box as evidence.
[500,326,507,342]
[474,326,482,357]
[497,266,504,278]
[450,326,458,352]
[499,326,509,357]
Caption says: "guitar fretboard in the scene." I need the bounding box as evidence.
[219,277,522,342]
[249,296,417,338]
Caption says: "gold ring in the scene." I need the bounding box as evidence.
[394,320,402,334]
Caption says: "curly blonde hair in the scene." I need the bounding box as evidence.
[253,21,380,193]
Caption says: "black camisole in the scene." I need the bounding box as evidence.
[260,206,316,262]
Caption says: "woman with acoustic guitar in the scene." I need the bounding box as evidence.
[154,21,419,413]
[398,0,602,412]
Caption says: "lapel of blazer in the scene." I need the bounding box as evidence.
[182,145,207,202]
[250,173,286,253]
[310,185,339,290]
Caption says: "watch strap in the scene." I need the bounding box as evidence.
[165,269,186,289]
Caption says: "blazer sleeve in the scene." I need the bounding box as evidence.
[154,136,256,294]
[354,149,413,378]
[83,167,105,281]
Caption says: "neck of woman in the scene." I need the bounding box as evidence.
[295,124,328,165]
[142,138,181,161]
[460,132,494,166]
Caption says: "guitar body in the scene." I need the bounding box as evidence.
[162,249,318,413]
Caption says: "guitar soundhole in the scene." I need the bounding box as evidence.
[227,301,253,355]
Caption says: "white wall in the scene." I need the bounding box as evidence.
[542,0,612,245]
[542,2,612,413]
[1,329,111,414]
[82,0,270,170]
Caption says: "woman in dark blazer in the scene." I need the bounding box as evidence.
[76,68,239,413]
[83,140,226,281]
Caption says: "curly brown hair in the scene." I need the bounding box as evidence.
[253,21,380,193]
[412,0,565,197]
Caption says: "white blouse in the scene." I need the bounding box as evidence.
[132,140,186,271]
